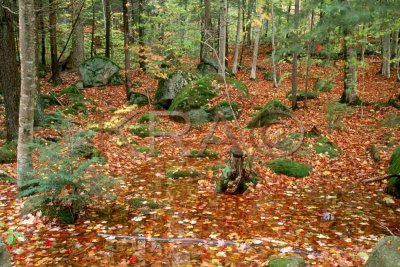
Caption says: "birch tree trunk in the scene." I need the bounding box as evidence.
[123,0,131,101]
[381,33,391,78]
[270,0,278,88]
[49,0,62,84]
[17,0,38,186]
[0,0,20,141]
[250,8,261,80]
[218,0,227,77]
[291,0,299,110]
[71,0,85,69]
[232,0,241,74]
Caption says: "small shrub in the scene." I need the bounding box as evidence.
[266,158,311,178]
[0,141,17,164]
[287,91,318,101]
[314,78,334,92]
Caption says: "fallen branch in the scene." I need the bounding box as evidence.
[361,173,400,184]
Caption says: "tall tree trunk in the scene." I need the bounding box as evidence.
[391,31,398,63]
[239,0,246,65]
[90,0,95,57]
[291,0,299,110]
[381,33,391,78]
[49,0,62,84]
[0,0,20,141]
[245,0,253,46]
[232,0,241,74]
[103,0,111,58]
[39,0,46,69]
[138,0,146,70]
[250,7,261,80]
[270,0,278,88]
[304,10,315,108]
[218,0,227,77]
[200,0,213,62]
[123,0,131,101]
[71,0,85,69]
[17,0,38,186]
[341,33,360,104]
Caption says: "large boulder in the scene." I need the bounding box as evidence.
[154,71,193,109]
[386,147,400,198]
[268,256,306,267]
[0,241,11,267]
[79,57,122,87]
[365,236,400,267]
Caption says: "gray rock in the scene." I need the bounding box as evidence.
[0,241,12,267]
[197,58,219,74]
[79,57,120,87]
[129,92,149,106]
[154,71,191,109]
[365,236,400,267]
[268,256,306,267]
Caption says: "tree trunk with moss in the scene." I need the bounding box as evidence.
[18,0,38,187]
[0,0,20,141]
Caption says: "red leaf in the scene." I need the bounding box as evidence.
[129,256,138,264]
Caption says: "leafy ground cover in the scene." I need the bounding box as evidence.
[0,53,399,266]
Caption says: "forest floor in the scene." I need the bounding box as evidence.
[1,54,400,266]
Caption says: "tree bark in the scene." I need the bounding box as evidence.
[18,0,38,186]
[304,10,315,108]
[218,0,227,77]
[103,0,111,58]
[123,0,131,101]
[232,0,241,74]
[270,0,278,88]
[341,35,360,104]
[200,0,213,62]
[381,33,391,78]
[49,0,62,84]
[250,9,261,80]
[90,0,95,57]
[71,0,85,70]
[138,0,146,70]
[0,0,20,141]
[291,0,299,110]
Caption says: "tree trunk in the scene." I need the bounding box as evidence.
[123,0,131,101]
[381,33,391,78]
[200,0,213,62]
[90,0,95,57]
[218,0,227,77]
[245,0,253,47]
[138,0,146,70]
[250,9,261,80]
[341,35,360,105]
[0,0,20,141]
[270,0,278,88]
[39,0,46,68]
[71,0,85,69]
[232,0,241,74]
[391,31,398,63]
[304,10,315,108]
[49,0,62,84]
[18,0,38,186]
[103,0,111,58]
[291,0,299,110]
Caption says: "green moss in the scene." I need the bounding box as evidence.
[382,113,400,128]
[168,76,217,112]
[166,169,200,179]
[314,78,334,92]
[129,198,162,209]
[207,101,241,121]
[388,147,400,175]
[188,150,218,158]
[267,256,306,267]
[137,113,159,123]
[247,100,290,129]
[130,124,161,138]
[315,137,341,158]
[287,90,318,101]
[134,145,160,155]
[275,132,303,151]
[0,141,17,164]
[266,158,311,178]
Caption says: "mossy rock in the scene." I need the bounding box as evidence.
[314,78,334,92]
[129,92,149,106]
[0,141,17,164]
[266,158,311,178]
[129,198,162,209]
[79,56,120,87]
[268,256,306,267]
[247,100,290,129]
[207,101,240,121]
[263,71,281,82]
[386,177,400,198]
[287,90,318,101]
[197,58,219,74]
[315,136,341,158]
[167,169,200,179]
[0,240,12,267]
[137,113,159,123]
[365,236,400,267]
[168,76,217,112]
[208,74,249,98]
[188,108,211,125]
[188,150,218,158]
[388,147,400,175]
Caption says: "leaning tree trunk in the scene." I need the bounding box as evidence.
[291,0,299,110]
[123,0,131,101]
[18,0,38,186]
[232,0,241,74]
[270,0,278,88]
[49,0,62,84]
[71,0,85,70]
[381,33,391,78]
[0,0,20,141]
[250,10,261,80]
[218,0,228,77]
